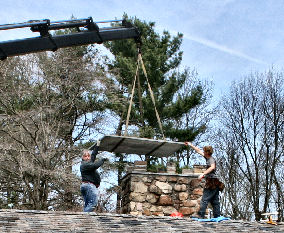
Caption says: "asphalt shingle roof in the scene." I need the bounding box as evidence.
[0,209,283,233]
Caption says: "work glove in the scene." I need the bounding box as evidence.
[89,140,100,150]
[96,140,101,147]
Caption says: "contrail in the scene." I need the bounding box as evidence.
[183,33,268,65]
[160,27,267,65]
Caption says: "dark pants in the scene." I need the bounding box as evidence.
[198,188,221,218]
[80,183,98,212]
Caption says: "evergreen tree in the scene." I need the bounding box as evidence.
[105,15,205,142]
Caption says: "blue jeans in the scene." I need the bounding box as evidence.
[198,188,221,218]
[80,183,98,212]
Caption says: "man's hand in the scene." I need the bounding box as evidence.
[185,141,192,146]
[198,174,205,181]
[89,140,100,151]
[184,142,193,147]
[96,140,101,147]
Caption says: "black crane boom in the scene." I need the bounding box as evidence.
[0,17,141,60]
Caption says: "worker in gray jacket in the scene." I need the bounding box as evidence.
[185,142,222,219]
[80,142,106,212]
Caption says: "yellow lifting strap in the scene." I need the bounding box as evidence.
[124,52,165,140]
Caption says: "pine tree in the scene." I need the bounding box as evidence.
[104,16,206,151]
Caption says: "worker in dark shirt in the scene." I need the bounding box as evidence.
[80,142,106,212]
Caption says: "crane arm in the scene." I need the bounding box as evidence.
[0,17,141,60]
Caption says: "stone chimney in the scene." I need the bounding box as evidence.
[120,161,206,217]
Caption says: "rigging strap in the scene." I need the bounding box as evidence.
[124,58,139,136]
[124,52,165,140]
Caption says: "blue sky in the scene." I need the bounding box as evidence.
[1,0,283,100]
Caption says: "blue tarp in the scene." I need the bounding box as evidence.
[192,216,230,222]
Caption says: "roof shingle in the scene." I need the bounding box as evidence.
[0,209,283,233]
